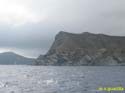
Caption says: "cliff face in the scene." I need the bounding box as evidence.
[35,31,125,66]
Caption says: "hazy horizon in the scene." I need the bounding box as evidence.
[0,0,125,57]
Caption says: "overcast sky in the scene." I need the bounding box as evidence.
[0,0,125,58]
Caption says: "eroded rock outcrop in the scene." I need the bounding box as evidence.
[35,31,125,66]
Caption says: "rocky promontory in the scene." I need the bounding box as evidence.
[35,31,125,66]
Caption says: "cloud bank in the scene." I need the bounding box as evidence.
[0,0,125,57]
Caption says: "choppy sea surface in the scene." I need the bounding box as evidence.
[0,65,124,93]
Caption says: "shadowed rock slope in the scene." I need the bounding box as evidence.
[35,31,125,66]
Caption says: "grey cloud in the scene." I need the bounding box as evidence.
[0,0,125,57]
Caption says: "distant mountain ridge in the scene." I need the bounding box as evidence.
[0,52,34,65]
[35,31,125,66]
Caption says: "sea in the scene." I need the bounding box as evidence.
[0,65,124,93]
